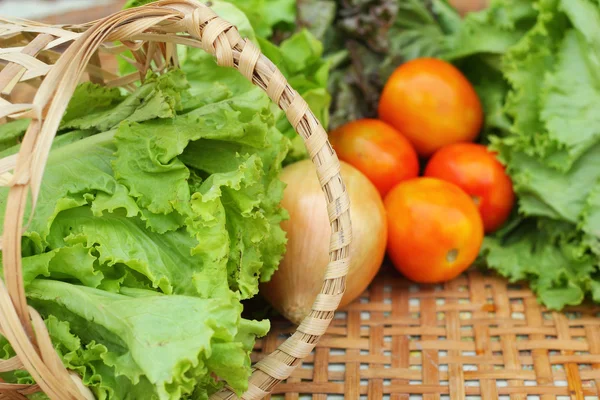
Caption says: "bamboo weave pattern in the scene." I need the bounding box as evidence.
[253,266,600,400]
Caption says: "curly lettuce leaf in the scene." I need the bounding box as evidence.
[111,87,288,297]
[490,0,600,225]
[205,318,270,393]
[112,87,271,215]
[61,70,188,132]
[180,125,288,286]
[385,0,459,64]
[28,280,268,400]
[501,143,600,223]
[46,207,230,298]
[0,131,138,253]
[444,0,537,60]
[495,0,567,161]
[583,184,600,238]
[61,83,123,126]
[0,244,98,290]
[62,71,187,132]
[482,218,600,309]
[538,11,600,169]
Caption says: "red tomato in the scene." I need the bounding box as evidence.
[424,143,515,233]
[378,58,483,157]
[384,178,484,283]
[329,119,419,197]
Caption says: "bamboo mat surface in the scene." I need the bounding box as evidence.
[253,266,600,399]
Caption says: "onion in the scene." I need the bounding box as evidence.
[261,159,387,324]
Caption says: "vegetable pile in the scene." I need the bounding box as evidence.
[2,0,600,397]
[312,0,600,309]
[434,0,600,310]
[471,0,600,310]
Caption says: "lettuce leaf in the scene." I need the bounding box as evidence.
[125,0,295,39]
[28,280,268,400]
[502,143,600,224]
[0,131,130,253]
[0,119,30,152]
[122,0,328,165]
[539,15,600,169]
[62,72,187,132]
[444,0,537,60]
[0,244,99,288]
[482,219,599,309]
[0,67,285,397]
[46,207,230,298]
[221,0,295,38]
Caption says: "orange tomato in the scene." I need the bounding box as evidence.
[329,119,419,197]
[384,178,484,283]
[424,143,515,233]
[378,58,483,157]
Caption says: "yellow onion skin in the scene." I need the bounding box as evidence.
[261,159,387,324]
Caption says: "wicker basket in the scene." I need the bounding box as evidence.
[0,1,351,399]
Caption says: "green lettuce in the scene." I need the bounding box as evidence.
[28,280,268,400]
[0,119,30,152]
[124,0,295,38]
[482,218,599,309]
[123,0,330,164]
[0,66,286,398]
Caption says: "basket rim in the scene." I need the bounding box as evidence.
[0,1,352,399]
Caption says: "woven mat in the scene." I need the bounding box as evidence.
[252,265,600,399]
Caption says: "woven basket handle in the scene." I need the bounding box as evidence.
[0,1,351,399]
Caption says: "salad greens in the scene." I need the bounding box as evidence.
[0,0,328,397]
[0,69,281,400]
[123,0,332,164]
